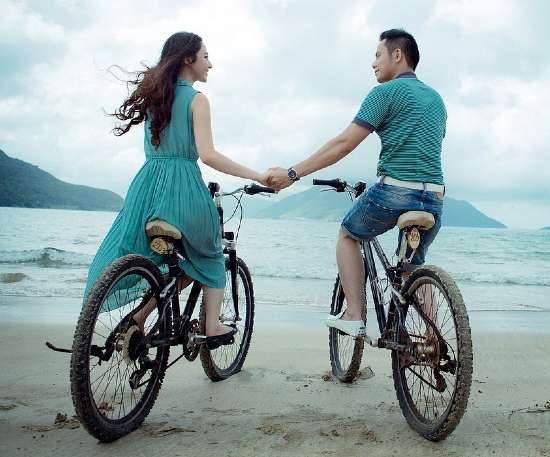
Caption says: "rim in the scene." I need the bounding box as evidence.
[86,269,164,422]
[398,278,459,424]
[208,267,250,371]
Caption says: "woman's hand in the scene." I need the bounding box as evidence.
[256,171,271,187]
[266,167,293,191]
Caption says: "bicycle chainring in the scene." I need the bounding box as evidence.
[180,318,200,361]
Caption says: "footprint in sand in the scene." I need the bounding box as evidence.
[0,403,17,411]
[21,412,80,433]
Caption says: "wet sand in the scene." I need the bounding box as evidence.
[0,319,549,457]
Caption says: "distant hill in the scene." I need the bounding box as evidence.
[0,149,123,211]
[542,226,550,231]
[252,187,506,228]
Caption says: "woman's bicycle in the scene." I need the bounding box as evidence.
[68,182,274,442]
[314,178,473,441]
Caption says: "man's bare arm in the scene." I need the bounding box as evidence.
[266,123,372,190]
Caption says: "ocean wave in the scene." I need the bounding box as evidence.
[253,271,334,281]
[252,269,550,287]
[453,272,550,287]
[0,248,91,268]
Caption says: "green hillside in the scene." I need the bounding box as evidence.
[0,149,123,211]
[253,187,506,228]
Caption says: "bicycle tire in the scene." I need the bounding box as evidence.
[70,255,171,442]
[391,265,473,441]
[328,276,364,383]
[200,257,255,381]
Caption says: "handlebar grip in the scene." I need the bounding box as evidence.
[312,179,340,186]
[208,181,220,197]
[244,184,276,195]
[312,178,347,191]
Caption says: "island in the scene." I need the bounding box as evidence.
[0,149,123,211]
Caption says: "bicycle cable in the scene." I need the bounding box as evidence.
[222,192,245,242]
[223,193,243,225]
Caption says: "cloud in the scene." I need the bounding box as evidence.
[429,0,521,34]
[443,73,550,197]
[1,0,549,228]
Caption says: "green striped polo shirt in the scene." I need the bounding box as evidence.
[353,72,447,185]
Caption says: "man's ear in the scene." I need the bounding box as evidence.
[393,48,402,63]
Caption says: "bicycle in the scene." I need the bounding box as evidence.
[314,178,473,441]
[68,182,274,442]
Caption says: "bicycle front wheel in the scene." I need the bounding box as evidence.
[200,257,255,381]
[328,276,364,383]
[392,265,473,441]
[70,255,171,442]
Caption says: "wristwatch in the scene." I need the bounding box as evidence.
[287,167,300,182]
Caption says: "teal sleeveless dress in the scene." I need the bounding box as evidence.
[83,80,226,306]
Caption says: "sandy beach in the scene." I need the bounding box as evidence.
[1,310,549,457]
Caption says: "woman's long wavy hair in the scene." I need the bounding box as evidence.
[110,32,203,148]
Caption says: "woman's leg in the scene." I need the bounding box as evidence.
[132,275,193,330]
[203,286,235,337]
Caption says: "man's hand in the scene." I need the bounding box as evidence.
[266,167,293,191]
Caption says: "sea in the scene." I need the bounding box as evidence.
[1,206,549,333]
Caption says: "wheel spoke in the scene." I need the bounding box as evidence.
[71,258,170,441]
[396,270,469,432]
[204,263,253,377]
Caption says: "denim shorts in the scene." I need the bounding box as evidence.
[341,182,443,266]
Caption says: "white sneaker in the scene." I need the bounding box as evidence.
[326,311,366,338]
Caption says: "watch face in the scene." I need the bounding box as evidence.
[288,168,297,180]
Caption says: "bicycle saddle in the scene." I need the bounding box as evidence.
[145,219,182,240]
[397,211,435,230]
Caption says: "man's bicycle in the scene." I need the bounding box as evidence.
[68,182,274,442]
[314,178,473,441]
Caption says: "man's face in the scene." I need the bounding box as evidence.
[372,40,395,83]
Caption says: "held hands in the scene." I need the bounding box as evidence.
[265,167,293,191]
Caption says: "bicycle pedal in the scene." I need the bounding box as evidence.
[192,334,207,343]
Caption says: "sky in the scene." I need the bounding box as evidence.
[1,0,549,229]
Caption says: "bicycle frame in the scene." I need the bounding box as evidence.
[145,182,273,353]
[312,178,439,353]
[360,237,407,348]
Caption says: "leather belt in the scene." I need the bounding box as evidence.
[380,176,445,193]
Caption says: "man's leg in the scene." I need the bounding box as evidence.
[334,185,400,331]
[336,229,365,321]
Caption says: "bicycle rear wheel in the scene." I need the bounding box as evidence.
[328,276,364,383]
[70,255,171,442]
[392,265,473,441]
[200,257,254,381]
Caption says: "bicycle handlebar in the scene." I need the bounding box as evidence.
[312,178,368,197]
[244,184,276,195]
[312,178,347,192]
[214,182,276,197]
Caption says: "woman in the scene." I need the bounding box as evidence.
[83,32,266,346]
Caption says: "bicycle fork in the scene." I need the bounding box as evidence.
[224,232,240,321]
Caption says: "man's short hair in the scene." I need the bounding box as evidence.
[379,29,420,70]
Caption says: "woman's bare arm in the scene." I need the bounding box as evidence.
[192,93,265,184]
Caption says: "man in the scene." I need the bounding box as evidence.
[266,29,446,337]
